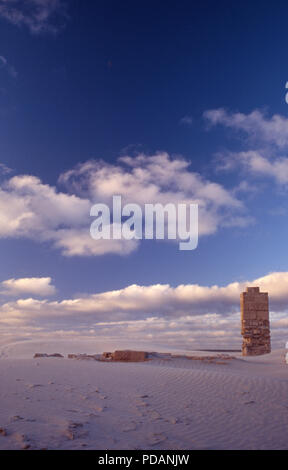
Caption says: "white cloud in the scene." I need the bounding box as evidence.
[0,271,287,321]
[0,271,287,348]
[1,276,56,297]
[0,163,12,175]
[0,0,68,34]
[179,115,193,126]
[60,153,242,210]
[0,171,138,257]
[0,153,249,256]
[52,228,139,257]
[216,150,288,185]
[204,109,288,187]
[0,55,17,78]
[0,174,90,237]
[60,152,248,238]
[204,108,288,148]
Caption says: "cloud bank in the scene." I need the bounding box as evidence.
[0,271,287,349]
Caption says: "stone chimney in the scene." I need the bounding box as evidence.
[240,287,271,356]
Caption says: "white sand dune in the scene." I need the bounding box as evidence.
[0,338,288,450]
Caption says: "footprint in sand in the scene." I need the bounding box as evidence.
[63,422,87,441]
[11,432,31,450]
[147,433,167,446]
[122,422,137,432]
[148,410,161,421]
[81,395,89,401]
[166,417,178,424]
[136,400,149,408]
[64,429,75,441]
[69,422,84,429]
[0,427,7,437]
[87,413,98,418]
[93,406,107,412]
[180,416,191,426]
[27,384,43,390]
[22,444,31,450]
[10,415,24,422]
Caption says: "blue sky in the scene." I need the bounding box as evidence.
[1,0,288,348]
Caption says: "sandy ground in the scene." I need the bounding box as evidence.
[0,338,288,450]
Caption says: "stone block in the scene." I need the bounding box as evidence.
[111,350,148,362]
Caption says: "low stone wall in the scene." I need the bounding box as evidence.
[66,350,149,362]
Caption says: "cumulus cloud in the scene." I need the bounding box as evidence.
[0,170,139,257]
[0,0,68,34]
[0,153,249,256]
[1,276,56,297]
[60,152,249,237]
[0,174,90,236]
[0,271,287,348]
[60,153,241,210]
[52,228,139,257]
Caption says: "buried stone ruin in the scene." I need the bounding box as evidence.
[241,287,271,356]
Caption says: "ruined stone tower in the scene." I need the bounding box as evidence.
[240,287,271,356]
